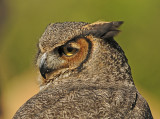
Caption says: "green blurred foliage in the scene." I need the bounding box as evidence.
[0,0,160,98]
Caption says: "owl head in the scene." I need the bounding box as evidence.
[36,21,133,90]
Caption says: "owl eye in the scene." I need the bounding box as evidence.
[63,46,78,56]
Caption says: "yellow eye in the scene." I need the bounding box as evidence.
[63,46,77,56]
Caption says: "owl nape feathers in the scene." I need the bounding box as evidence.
[13,21,153,119]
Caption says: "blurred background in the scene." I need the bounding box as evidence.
[0,0,160,118]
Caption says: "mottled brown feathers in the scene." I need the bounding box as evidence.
[13,21,153,119]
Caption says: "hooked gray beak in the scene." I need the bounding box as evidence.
[39,53,52,79]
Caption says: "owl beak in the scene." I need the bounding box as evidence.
[39,53,52,79]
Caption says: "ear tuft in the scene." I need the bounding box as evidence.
[82,21,124,39]
[111,21,124,28]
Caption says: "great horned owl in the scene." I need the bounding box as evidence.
[13,21,153,119]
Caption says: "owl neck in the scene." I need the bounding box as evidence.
[71,37,134,87]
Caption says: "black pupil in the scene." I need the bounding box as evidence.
[67,47,73,52]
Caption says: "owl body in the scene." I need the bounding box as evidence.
[13,22,153,119]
